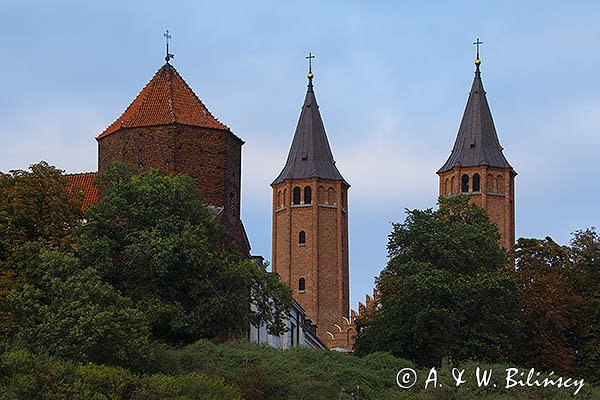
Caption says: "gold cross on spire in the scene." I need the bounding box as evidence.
[164,30,174,63]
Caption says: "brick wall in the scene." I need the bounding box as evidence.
[438,166,515,250]
[272,177,350,345]
[97,123,249,256]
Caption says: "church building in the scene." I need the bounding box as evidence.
[438,44,516,250]
[271,62,353,348]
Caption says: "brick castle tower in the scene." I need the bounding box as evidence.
[95,61,250,255]
[438,43,516,249]
[271,64,350,346]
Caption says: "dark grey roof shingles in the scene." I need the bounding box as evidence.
[438,66,514,173]
[272,79,348,185]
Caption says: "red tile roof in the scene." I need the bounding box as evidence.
[97,63,228,139]
[65,172,98,212]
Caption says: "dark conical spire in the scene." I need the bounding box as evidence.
[272,72,347,185]
[438,57,514,173]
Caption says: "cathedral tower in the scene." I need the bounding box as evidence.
[272,65,350,345]
[438,43,516,249]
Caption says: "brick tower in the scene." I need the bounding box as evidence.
[272,66,350,346]
[96,61,250,255]
[438,45,516,249]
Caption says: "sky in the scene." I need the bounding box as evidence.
[1,1,599,309]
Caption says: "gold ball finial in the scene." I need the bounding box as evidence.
[474,58,481,66]
[307,72,314,79]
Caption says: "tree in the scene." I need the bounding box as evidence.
[6,248,152,369]
[0,162,83,343]
[354,195,521,366]
[0,162,82,254]
[512,237,582,375]
[77,162,291,344]
[569,228,600,383]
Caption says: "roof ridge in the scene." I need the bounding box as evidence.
[170,65,227,129]
[167,65,176,123]
[118,67,158,130]
[64,171,98,176]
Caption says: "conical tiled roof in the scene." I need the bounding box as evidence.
[272,77,347,185]
[97,63,228,139]
[438,63,513,173]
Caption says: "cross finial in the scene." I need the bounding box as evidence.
[306,52,315,77]
[164,30,174,63]
[473,37,483,60]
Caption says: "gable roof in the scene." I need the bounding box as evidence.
[97,63,228,139]
[272,77,347,186]
[65,172,98,212]
[438,62,514,174]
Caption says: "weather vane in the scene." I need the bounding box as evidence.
[473,37,483,64]
[164,30,174,63]
[306,52,315,79]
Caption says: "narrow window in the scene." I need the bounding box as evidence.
[486,174,494,192]
[299,278,306,292]
[473,174,481,192]
[277,191,282,207]
[328,187,335,205]
[304,186,312,204]
[461,174,470,193]
[451,176,456,195]
[318,186,325,203]
[497,175,505,194]
[299,231,306,245]
[445,178,450,195]
[293,187,301,205]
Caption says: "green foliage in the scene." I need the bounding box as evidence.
[6,248,152,369]
[0,161,82,253]
[0,162,82,346]
[569,228,600,384]
[152,339,600,400]
[355,196,521,366]
[77,162,291,344]
[512,237,582,375]
[0,350,240,400]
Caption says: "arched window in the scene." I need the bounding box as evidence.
[304,186,312,205]
[473,174,481,192]
[299,231,306,245]
[486,174,494,192]
[445,178,450,195]
[277,191,282,207]
[298,278,306,292]
[497,175,505,194]
[451,176,456,195]
[283,188,287,205]
[293,187,301,205]
[328,187,336,205]
[461,174,470,193]
[318,186,325,203]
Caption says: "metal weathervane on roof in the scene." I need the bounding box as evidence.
[164,30,174,63]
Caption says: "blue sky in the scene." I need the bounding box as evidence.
[1,1,599,309]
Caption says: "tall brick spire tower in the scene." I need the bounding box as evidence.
[96,61,250,256]
[272,62,350,345]
[438,42,516,249]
